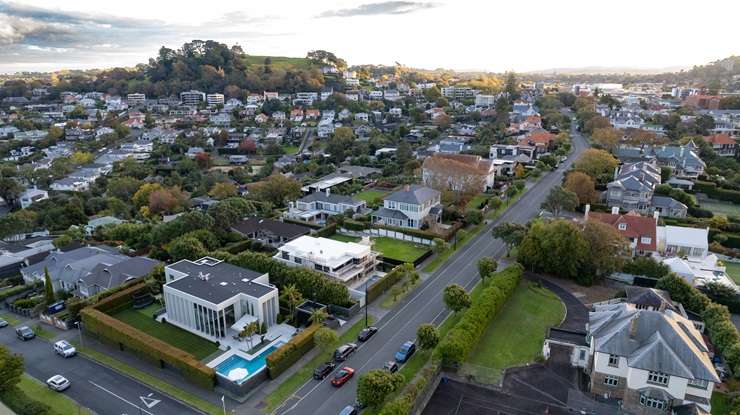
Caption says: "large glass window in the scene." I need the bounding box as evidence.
[647,371,669,386]
[603,376,619,386]
[639,395,666,409]
[608,354,619,367]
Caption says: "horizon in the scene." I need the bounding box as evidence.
[1,0,738,75]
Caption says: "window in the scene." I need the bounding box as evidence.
[281,251,290,260]
[639,395,666,409]
[647,371,669,386]
[640,236,652,244]
[618,223,627,231]
[603,376,619,386]
[608,354,619,367]
[687,378,708,390]
[294,257,302,264]
[579,350,586,360]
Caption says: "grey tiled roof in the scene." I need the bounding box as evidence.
[373,207,408,220]
[80,257,160,290]
[385,185,439,205]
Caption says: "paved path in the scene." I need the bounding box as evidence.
[524,272,589,331]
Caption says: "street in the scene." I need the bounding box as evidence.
[274,125,589,415]
[0,327,203,415]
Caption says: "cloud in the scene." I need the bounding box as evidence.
[317,1,438,18]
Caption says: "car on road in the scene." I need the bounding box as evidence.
[395,341,416,363]
[333,343,357,362]
[331,367,354,387]
[54,340,77,358]
[46,375,70,392]
[357,326,378,342]
[313,361,336,380]
[339,405,358,415]
[383,360,399,373]
[0,318,8,328]
[15,326,35,341]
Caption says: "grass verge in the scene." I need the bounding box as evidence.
[15,374,93,415]
[0,312,21,326]
[724,261,740,285]
[380,279,420,309]
[33,323,57,340]
[263,316,375,413]
[73,343,222,415]
[711,392,732,414]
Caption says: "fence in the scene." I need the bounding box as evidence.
[40,312,70,330]
[363,228,433,246]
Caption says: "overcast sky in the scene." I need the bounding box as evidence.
[1,0,738,74]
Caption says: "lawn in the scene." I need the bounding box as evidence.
[112,304,219,360]
[466,281,565,383]
[328,233,361,243]
[700,200,740,218]
[263,316,375,412]
[281,144,300,155]
[16,375,93,415]
[725,261,740,285]
[0,312,20,326]
[711,392,733,415]
[355,190,388,204]
[465,194,490,210]
[373,237,429,263]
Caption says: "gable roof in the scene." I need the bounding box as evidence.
[385,185,440,205]
[704,133,735,145]
[587,211,657,251]
[422,153,494,176]
[231,217,311,240]
[79,257,160,291]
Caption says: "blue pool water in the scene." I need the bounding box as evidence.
[215,343,283,384]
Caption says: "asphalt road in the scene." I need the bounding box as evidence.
[0,327,202,415]
[275,125,589,415]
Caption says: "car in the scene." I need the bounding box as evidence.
[339,405,358,415]
[53,340,77,358]
[383,361,399,373]
[395,341,416,363]
[46,375,70,392]
[331,367,354,387]
[15,326,35,341]
[333,343,357,362]
[357,326,378,342]
[0,318,8,328]
[313,361,336,380]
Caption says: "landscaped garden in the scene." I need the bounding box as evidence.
[328,234,429,264]
[112,303,219,360]
[700,199,740,218]
[725,261,740,285]
[355,189,389,206]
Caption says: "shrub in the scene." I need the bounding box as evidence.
[266,324,320,378]
[0,387,53,415]
[693,180,740,203]
[464,209,483,225]
[343,219,368,231]
[0,284,35,301]
[379,362,438,415]
[315,223,337,237]
[366,263,414,304]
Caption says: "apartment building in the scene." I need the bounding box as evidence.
[206,93,225,106]
[126,93,146,105]
[180,90,206,105]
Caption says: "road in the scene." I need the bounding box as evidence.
[0,328,202,415]
[275,124,589,415]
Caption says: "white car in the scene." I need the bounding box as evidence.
[53,340,77,358]
[0,318,8,328]
[46,375,70,392]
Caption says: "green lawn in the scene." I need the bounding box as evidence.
[725,261,740,285]
[466,281,565,383]
[16,375,93,415]
[112,304,219,360]
[373,237,429,263]
[264,316,375,412]
[355,190,388,204]
[328,233,361,243]
[711,392,732,415]
[281,144,300,155]
[32,324,56,340]
[700,200,740,218]
[465,194,490,210]
[0,312,21,326]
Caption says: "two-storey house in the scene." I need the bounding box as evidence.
[372,185,442,229]
[274,236,379,284]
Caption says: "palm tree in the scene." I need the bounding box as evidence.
[240,321,259,349]
[279,284,304,323]
[308,308,328,326]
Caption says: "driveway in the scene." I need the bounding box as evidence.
[524,272,589,331]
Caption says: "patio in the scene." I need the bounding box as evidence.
[207,323,297,367]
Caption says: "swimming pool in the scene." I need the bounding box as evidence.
[215,343,283,384]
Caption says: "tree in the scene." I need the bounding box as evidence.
[0,177,23,207]
[314,327,339,351]
[477,257,498,281]
[194,152,212,169]
[309,307,328,326]
[209,182,237,199]
[443,284,471,313]
[149,186,189,215]
[504,72,520,102]
[0,345,23,393]
[564,171,598,205]
[541,186,578,217]
[591,127,620,151]
[416,324,440,350]
[574,149,618,183]
[700,282,738,304]
[432,238,448,254]
[491,222,527,256]
[249,175,301,207]
[207,197,257,230]
[280,283,304,323]
[167,236,206,261]
[43,267,55,304]
[107,177,142,201]
[239,321,258,348]
[517,220,588,282]
[660,166,672,182]
[70,151,94,165]
[357,369,404,407]
[581,220,627,283]
[133,183,163,208]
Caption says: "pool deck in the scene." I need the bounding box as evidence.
[207,323,296,368]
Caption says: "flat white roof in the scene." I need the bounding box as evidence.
[280,236,370,268]
[658,225,709,249]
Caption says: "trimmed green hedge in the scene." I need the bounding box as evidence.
[316,223,337,237]
[379,362,439,415]
[266,324,320,379]
[435,264,522,365]
[693,180,740,204]
[367,263,414,304]
[92,281,148,314]
[0,283,38,301]
[0,387,53,415]
[343,220,369,231]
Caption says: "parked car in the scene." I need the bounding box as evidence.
[0,318,8,328]
[16,326,35,341]
[395,341,416,363]
[313,361,336,380]
[333,343,357,362]
[357,326,378,342]
[331,367,354,387]
[46,375,70,392]
[339,405,358,415]
[383,361,399,373]
[54,340,77,358]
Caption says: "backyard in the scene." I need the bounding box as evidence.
[112,303,219,360]
[725,261,740,285]
[700,199,740,218]
[328,234,429,263]
[354,189,389,206]
[465,281,565,383]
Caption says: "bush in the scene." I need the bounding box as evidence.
[266,324,320,378]
[0,284,35,301]
[464,209,483,225]
[378,362,438,415]
[622,257,671,279]
[315,223,337,237]
[0,387,53,415]
[343,219,368,231]
[12,297,42,309]
[435,265,522,365]
[366,263,414,304]
[693,180,740,204]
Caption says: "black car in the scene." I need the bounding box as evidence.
[383,361,399,373]
[333,343,358,362]
[16,326,35,341]
[313,361,336,380]
[357,326,378,342]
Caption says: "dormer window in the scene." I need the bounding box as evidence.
[640,237,652,244]
[618,223,627,231]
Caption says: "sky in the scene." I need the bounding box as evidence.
[0,0,738,74]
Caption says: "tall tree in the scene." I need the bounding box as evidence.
[416,324,440,350]
[357,369,404,407]
[491,223,527,256]
[581,220,627,283]
[443,284,471,313]
[249,175,301,207]
[564,171,598,205]
[314,327,339,351]
[574,149,619,183]
[43,267,55,305]
[477,257,498,282]
[541,186,578,217]
[0,345,23,393]
[279,284,304,323]
[309,308,328,326]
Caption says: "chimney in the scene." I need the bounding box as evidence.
[629,315,639,338]
[584,204,591,221]
[405,184,410,192]
[613,166,619,180]
[325,187,330,197]
[611,206,620,215]
[653,210,659,223]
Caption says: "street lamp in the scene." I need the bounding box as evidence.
[75,321,83,348]
[364,279,368,328]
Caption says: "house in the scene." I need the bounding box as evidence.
[285,190,367,225]
[78,256,160,298]
[372,185,442,229]
[0,236,55,278]
[274,236,379,284]
[517,130,555,154]
[703,133,736,157]
[231,218,311,248]
[304,109,320,120]
[606,160,662,215]
[355,112,369,123]
[649,195,688,219]
[50,177,88,192]
[18,188,49,209]
[180,90,206,105]
[162,257,279,342]
[422,153,495,192]
[585,207,657,256]
[656,226,708,258]
[186,147,205,158]
[662,254,737,293]
[85,216,124,236]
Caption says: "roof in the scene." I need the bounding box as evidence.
[298,192,361,206]
[374,207,409,220]
[278,236,372,268]
[22,246,128,284]
[422,153,494,176]
[385,185,440,205]
[657,225,708,250]
[587,211,657,251]
[166,257,274,303]
[704,133,735,145]
[80,257,160,291]
[624,287,677,312]
[231,218,311,240]
[589,303,719,383]
[651,195,687,210]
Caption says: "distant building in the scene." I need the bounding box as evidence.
[180,90,206,105]
[206,93,225,106]
[18,188,49,209]
[703,133,737,157]
[126,93,146,105]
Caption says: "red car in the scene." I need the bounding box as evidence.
[331,367,355,387]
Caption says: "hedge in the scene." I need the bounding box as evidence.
[266,323,320,379]
[316,223,337,237]
[693,180,740,204]
[81,308,215,388]
[378,363,438,415]
[366,263,414,304]
[91,281,149,314]
[0,283,38,302]
[0,387,53,415]
[343,219,369,231]
[435,264,522,365]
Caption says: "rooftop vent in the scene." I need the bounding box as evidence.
[198,272,211,281]
[219,282,228,286]
[241,278,249,283]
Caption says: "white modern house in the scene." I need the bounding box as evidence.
[372,185,442,229]
[284,189,367,225]
[162,257,279,342]
[656,226,709,258]
[274,236,379,284]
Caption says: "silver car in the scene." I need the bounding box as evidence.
[53,340,77,358]
[46,375,70,392]
[0,318,8,328]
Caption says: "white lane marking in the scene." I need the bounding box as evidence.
[140,393,161,409]
[88,380,154,415]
